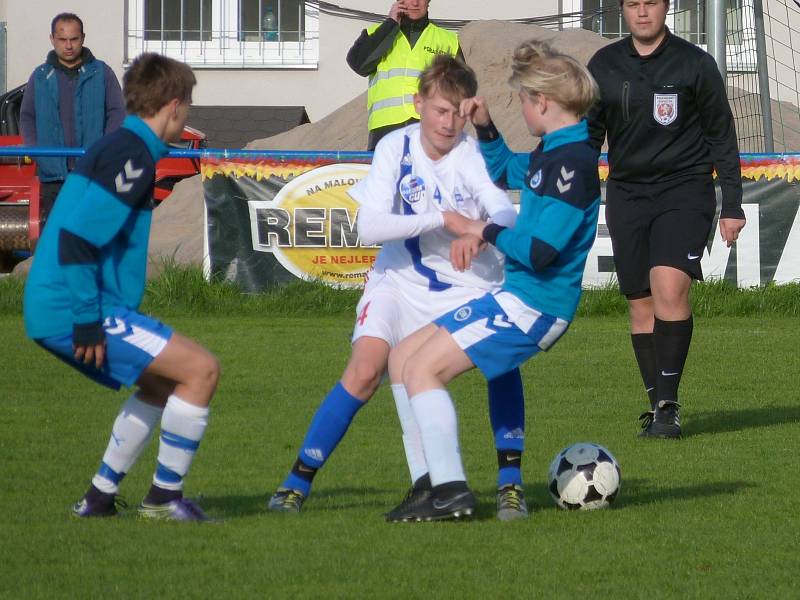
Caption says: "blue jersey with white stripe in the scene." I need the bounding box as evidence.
[479,120,601,321]
[24,115,169,339]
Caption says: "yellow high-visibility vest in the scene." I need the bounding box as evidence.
[366,23,459,131]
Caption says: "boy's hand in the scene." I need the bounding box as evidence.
[74,342,106,369]
[443,211,486,239]
[450,234,486,272]
[460,97,491,127]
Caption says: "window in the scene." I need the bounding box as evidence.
[144,0,212,41]
[581,0,628,37]
[127,0,318,68]
[239,0,305,42]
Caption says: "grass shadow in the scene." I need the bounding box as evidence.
[686,405,800,437]
[612,478,756,508]
[513,478,756,513]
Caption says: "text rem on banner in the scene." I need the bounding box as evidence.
[202,153,800,292]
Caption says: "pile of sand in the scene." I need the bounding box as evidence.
[143,22,609,273]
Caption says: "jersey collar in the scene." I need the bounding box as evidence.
[542,120,589,152]
[122,115,170,161]
[626,26,672,58]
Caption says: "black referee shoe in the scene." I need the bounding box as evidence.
[388,482,475,522]
[639,400,682,439]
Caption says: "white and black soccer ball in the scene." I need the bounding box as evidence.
[547,442,621,510]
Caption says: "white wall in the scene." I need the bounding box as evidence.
[2,1,564,120]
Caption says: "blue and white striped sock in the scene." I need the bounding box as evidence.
[153,395,209,491]
[92,392,163,494]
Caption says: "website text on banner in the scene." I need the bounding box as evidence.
[201,154,800,291]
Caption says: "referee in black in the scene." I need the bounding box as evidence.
[586,0,746,438]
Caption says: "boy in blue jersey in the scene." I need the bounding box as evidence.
[23,53,218,522]
[269,56,530,522]
[386,40,602,521]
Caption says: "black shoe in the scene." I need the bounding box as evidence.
[639,400,681,439]
[638,410,655,430]
[389,483,476,522]
[267,488,306,513]
[385,475,432,522]
[72,484,127,518]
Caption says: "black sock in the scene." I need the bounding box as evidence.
[144,484,182,505]
[654,316,694,405]
[631,332,658,411]
[290,458,318,484]
[497,449,522,470]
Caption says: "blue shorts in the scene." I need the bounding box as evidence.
[435,292,570,380]
[36,308,173,390]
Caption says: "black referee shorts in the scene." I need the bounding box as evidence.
[605,175,716,297]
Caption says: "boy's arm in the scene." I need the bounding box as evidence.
[484,166,597,272]
[463,138,517,228]
[59,154,155,346]
[350,136,444,245]
[356,205,443,246]
[474,122,531,190]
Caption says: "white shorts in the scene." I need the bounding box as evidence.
[352,270,491,347]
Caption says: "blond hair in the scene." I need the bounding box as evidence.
[509,40,598,118]
[418,54,478,107]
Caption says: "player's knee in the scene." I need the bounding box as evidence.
[401,357,428,387]
[192,351,221,393]
[342,361,382,399]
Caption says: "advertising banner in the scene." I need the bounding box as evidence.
[202,153,800,291]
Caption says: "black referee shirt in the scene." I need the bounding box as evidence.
[587,29,744,218]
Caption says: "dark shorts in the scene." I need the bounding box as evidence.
[605,175,716,297]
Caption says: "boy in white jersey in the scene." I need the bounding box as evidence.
[269,56,529,521]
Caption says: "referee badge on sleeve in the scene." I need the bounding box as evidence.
[653,93,678,126]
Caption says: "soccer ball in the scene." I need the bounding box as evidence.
[547,442,621,510]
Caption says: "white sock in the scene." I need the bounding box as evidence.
[153,395,209,491]
[391,384,429,485]
[409,388,466,487]
[92,393,163,494]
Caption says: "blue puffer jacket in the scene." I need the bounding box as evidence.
[32,55,106,182]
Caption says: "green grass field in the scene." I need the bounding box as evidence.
[1,275,799,598]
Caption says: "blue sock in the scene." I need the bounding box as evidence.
[281,382,365,495]
[487,368,525,487]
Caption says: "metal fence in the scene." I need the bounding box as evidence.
[564,0,800,152]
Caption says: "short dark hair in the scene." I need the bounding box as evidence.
[123,53,196,117]
[418,55,478,107]
[51,13,84,36]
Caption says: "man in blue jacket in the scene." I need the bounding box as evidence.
[20,13,125,218]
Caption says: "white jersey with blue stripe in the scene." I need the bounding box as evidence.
[349,124,513,295]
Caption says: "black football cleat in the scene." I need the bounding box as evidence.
[385,474,432,522]
[639,400,681,439]
[388,483,475,522]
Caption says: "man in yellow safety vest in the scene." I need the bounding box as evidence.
[346,1,463,150]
